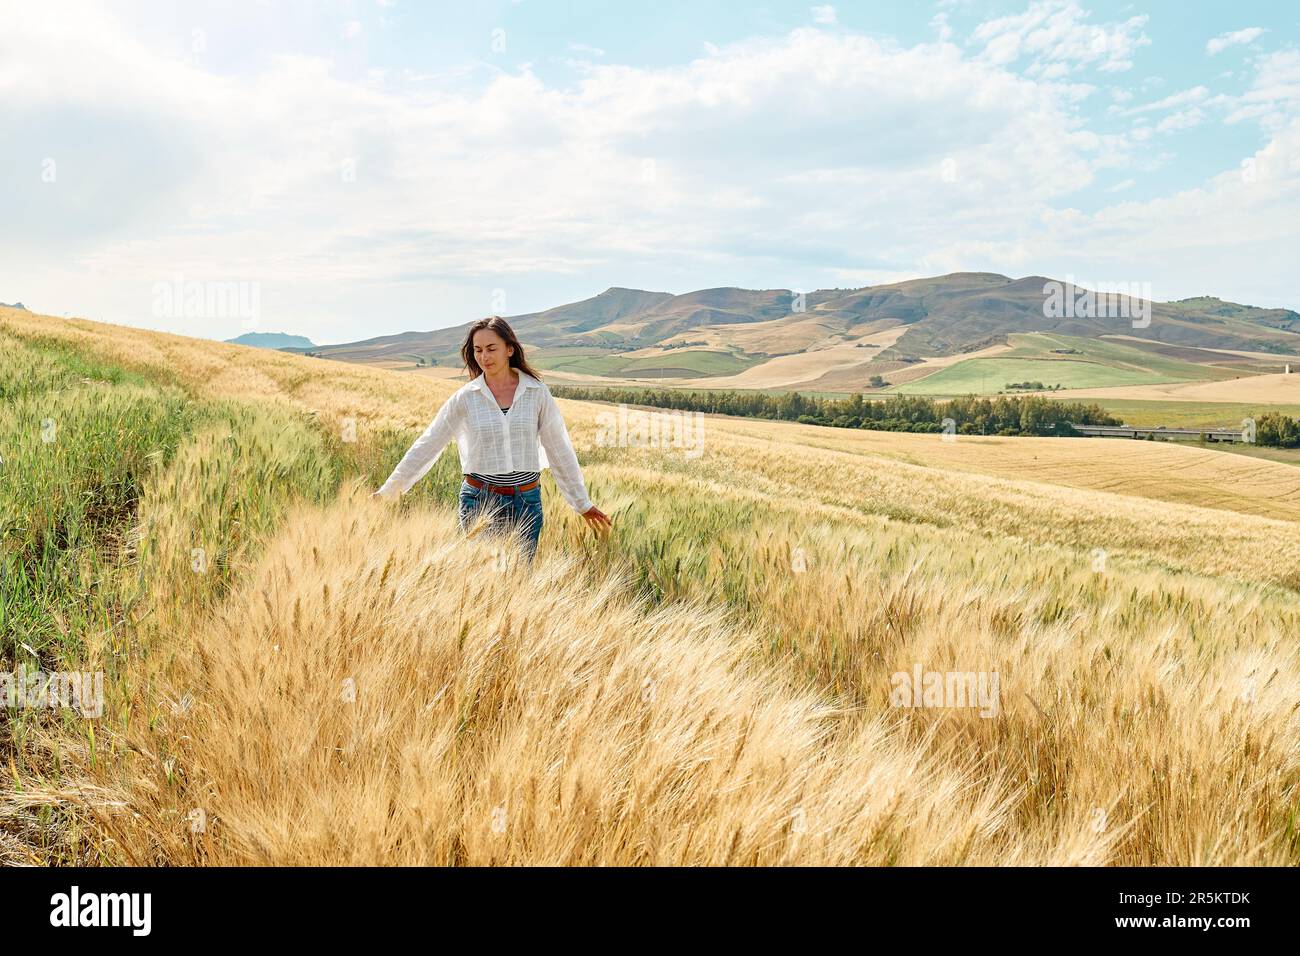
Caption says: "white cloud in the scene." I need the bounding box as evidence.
[1,16,1110,294]
[1156,107,1205,133]
[811,5,837,26]
[1221,48,1300,129]
[1032,117,1300,302]
[1123,85,1209,115]
[931,13,954,43]
[973,0,1150,75]
[1206,27,1266,56]
[1118,85,1214,131]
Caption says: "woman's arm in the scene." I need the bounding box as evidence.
[373,391,463,498]
[538,388,595,515]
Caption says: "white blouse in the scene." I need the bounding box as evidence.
[375,370,594,514]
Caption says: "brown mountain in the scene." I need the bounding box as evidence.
[296,273,1300,390]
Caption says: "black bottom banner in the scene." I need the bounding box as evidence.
[0,865,1286,943]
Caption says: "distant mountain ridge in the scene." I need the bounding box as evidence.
[225,331,316,350]
[310,273,1300,370]
[1,301,27,310]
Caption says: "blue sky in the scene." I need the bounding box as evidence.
[3,0,1299,343]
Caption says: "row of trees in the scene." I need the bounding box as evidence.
[549,386,1123,437]
[550,383,1300,447]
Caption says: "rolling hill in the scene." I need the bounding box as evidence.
[303,273,1300,395]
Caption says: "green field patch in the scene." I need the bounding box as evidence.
[1001,333,1237,382]
[528,347,621,371]
[621,349,756,376]
[547,353,636,376]
[891,357,1186,396]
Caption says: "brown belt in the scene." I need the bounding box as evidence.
[463,474,540,495]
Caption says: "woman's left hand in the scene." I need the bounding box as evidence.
[580,505,613,535]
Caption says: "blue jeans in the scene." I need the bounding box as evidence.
[457,478,543,563]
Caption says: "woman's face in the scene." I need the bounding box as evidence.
[473,328,513,373]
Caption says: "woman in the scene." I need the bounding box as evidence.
[371,317,612,562]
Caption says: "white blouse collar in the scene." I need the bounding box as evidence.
[468,369,542,396]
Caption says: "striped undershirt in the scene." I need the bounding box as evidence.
[467,404,541,486]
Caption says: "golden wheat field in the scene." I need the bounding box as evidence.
[2,305,1298,866]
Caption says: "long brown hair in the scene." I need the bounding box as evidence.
[460,316,545,383]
